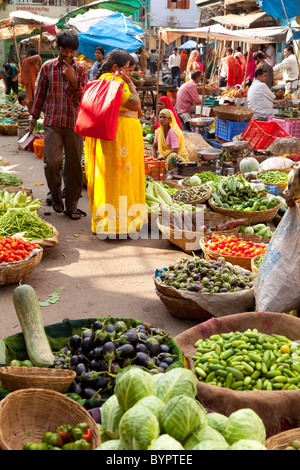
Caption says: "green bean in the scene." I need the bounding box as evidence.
[193,328,300,392]
[0,208,53,240]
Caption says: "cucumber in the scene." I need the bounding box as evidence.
[12,284,55,367]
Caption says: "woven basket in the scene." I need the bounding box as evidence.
[265,428,300,450]
[213,106,255,122]
[172,185,211,205]
[0,388,101,450]
[257,168,291,189]
[156,213,240,253]
[155,287,212,321]
[0,248,43,286]
[0,124,17,136]
[32,221,60,253]
[200,232,269,270]
[161,180,182,191]
[0,367,76,393]
[208,198,282,224]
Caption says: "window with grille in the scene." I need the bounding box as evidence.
[167,0,190,9]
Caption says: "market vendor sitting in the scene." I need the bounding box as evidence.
[176,70,202,130]
[151,109,189,172]
[247,68,278,121]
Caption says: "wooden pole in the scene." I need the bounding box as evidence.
[155,30,162,117]
[12,27,21,71]
[200,32,211,117]
[38,26,43,55]
[195,9,203,49]
[243,43,251,89]
[209,41,221,85]
[280,0,300,83]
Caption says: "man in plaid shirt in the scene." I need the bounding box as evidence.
[28,31,88,220]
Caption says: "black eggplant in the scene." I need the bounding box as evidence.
[145,337,160,357]
[116,344,136,359]
[82,387,101,400]
[136,352,157,369]
[91,320,103,331]
[119,330,139,346]
[68,334,81,352]
[102,342,116,371]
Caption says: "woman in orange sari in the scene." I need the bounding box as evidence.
[180,49,188,74]
[20,48,42,112]
[227,54,244,86]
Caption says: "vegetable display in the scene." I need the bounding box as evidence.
[146,180,203,214]
[258,170,290,186]
[239,157,260,175]
[0,190,41,215]
[0,209,53,240]
[0,236,41,263]
[157,255,256,293]
[13,285,55,368]
[53,318,180,401]
[0,171,22,187]
[96,366,267,450]
[239,223,273,239]
[23,422,93,450]
[210,175,280,211]
[172,185,210,203]
[205,234,267,258]
[185,172,227,190]
[193,328,300,391]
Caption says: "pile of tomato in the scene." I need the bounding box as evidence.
[205,234,267,258]
[0,236,41,263]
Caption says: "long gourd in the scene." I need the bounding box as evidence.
[13,284,55,367]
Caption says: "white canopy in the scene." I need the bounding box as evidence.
[161,23,300,45]
[66,8,113,33]
[9,11,59,28]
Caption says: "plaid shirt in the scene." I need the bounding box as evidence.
[31,57,88,129]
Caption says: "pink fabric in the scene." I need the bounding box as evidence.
[243,52,256,80]
[176,80,202,114]
[154,128,179,148]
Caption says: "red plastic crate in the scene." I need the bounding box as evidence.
[241,119,291,150]
[267,117,300,139]
[144,160,165,181]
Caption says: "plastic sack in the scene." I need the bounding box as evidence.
[259,157,294,171]
[75,77,124,140]
[255,204,300,312]
[33,138,44,160]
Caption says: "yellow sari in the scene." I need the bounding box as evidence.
[84,73,146,236]
[155,109,189,160]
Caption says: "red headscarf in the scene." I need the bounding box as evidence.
[155,96,183,130]
[227,55,244,87]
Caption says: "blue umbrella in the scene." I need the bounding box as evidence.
[78,12,144,60]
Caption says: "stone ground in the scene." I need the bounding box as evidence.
[0,134,199,341]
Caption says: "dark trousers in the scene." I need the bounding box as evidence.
[43,126,83,212]
[5,78,18,95]
[171,66,181,87]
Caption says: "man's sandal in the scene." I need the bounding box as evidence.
[63,209,87,220]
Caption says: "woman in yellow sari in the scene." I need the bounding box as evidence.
[151,109,189,172]
[84,50,146,237]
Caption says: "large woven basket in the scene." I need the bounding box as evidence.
[0,124,17,136]
[172,185,211,205]
[0,367,76,393]
[265,428,300,450]
[200,232,269,270]
[155,287,212,321]
[257,168,291,189]
[208,197,282,224]
[0,388,101,450]
[0,248,43,286]
[213,106,255,122]
[156,212,240,253]
[32,221,60,253]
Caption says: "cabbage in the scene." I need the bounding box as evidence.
[96,439,124,450]
[193,440,229,450]
[100,394,124,439]
[184,425,227,450]
[188,175,201,185]
[207,412,229,434]
[119,404,160,450]
[156,368,197,402]
[223,408,266,445]
[114,366,156,411]
[148,435,184,450]
[230,439,267,450]
[160,395,207,443]
[138,395,165,422]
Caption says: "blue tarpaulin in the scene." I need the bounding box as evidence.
[78,12,144,60]
[257,0,300,19]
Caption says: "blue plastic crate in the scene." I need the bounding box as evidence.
[215,118,249,141]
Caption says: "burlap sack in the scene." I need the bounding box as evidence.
[174,311,300,438]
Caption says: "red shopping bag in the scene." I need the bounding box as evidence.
[75,77,124,140]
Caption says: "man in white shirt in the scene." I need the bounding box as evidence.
[273,45,299,95]
[264,43,276,67]
[168,47,181,87]
[247,68,278,121]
